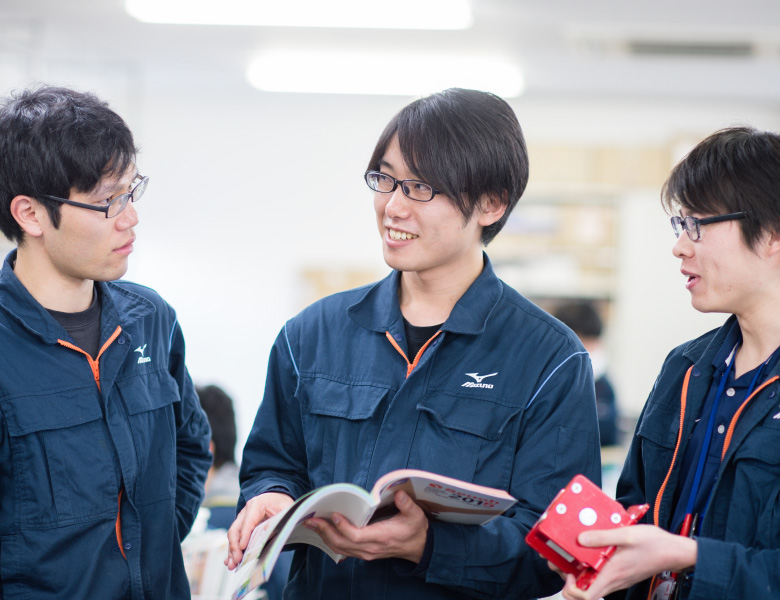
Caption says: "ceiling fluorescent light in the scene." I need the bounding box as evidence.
[125,0,473,30]
[246,52,524,97]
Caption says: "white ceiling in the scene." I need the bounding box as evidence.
[2,0,780,103]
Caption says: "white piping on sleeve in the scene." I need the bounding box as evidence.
[525,351,589,409]
[168,319,177,354]
[284,322,300,378]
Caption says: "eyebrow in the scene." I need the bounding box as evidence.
[90,172,137,200]
[377,158,394,171]
[377,158,424,180]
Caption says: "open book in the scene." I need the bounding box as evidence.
[231,469,516,600]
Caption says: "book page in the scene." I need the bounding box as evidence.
[371,469,516,525]
[232,484,376,599]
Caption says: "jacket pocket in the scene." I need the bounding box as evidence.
[731,418,780,463]
[302,377,388,486]
[2,389,116,527]
[116,372,180,503]
[722,422,780,547]
[637,401,679,450]
[410,394,521,486]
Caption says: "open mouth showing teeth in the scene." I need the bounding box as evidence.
[389,229,418,241]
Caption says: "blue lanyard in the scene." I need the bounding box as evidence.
[684,343,774,518]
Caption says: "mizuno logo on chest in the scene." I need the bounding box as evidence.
[462,372,498,389]
[134,343,151,364]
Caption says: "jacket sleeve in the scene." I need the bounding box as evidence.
[0,415,5,600]
[425,349,602,600]
[238,323,310,510]
[688,538,780,599]
[168,317,212,539]
[614,400,652,511]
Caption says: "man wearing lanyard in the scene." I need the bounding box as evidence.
[558,126,780,600]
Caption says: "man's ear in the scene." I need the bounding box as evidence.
[476,194,507,227]
[766,230,780,253]
[10,195,45,238]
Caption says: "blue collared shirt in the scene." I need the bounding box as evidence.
[671,321,780,533]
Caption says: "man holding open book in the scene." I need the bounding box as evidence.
[227,88,601,599]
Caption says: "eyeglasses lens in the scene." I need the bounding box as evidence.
[107,176,148,218]
[401,181,434,201]
[373,173,394,193]
[671,217,682,238]
[683,216,700,241]
[671,216,702,241]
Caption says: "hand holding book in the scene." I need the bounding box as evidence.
[225,492,295,571]
[229,469,517,600]
[302,489,429,563]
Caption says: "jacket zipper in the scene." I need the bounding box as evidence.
[646,366,779,599]
[385,330,442,378]
[57,325,125,558]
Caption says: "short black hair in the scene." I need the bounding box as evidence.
[662,126,780,250]
[0,85,137,244]
[553,300,603,338]
[196,384,237,469]
[367,88,529,245]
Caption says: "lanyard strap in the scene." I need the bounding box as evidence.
[683,345,737,517]
[684,343,775,518]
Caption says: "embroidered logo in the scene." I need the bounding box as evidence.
[462,372,498,389]
[134,344,151,364]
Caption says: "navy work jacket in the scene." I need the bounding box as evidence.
[0,251,211,599]
[240,256,601,600]
[617,315,780,600]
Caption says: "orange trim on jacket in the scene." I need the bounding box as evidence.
[385,330,443,378]
[652,366,692,528]
[721,375,779,459]
[645,365,692,600]
[57,325,125,559]
[646,367,780,600]
[57,325,122,391]
[116,489,127,559]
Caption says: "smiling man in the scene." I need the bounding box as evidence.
[0,86,211,599]
[228,88,601,600]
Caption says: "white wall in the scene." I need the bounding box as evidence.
[134,88,780,445]
[3,55,780,449]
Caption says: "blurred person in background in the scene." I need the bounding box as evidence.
[554,300,621,447]
[197,383,291,600]
[198,384,241,530]
[227,87,601,600]
[0,85,211,599]
[559,127,780,600]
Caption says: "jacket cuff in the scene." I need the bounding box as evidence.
[392,518,434,578]
[685,537,728,600]
[238,483,294,512]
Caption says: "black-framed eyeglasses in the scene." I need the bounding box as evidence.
[364,170,440,202]
[671,212,747,242]
[41,174,149,218]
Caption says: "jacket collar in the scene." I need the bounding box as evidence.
[347,252,504,335]
[0,249,154,345]
[681,314,737,372]
[684,314,780,383]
